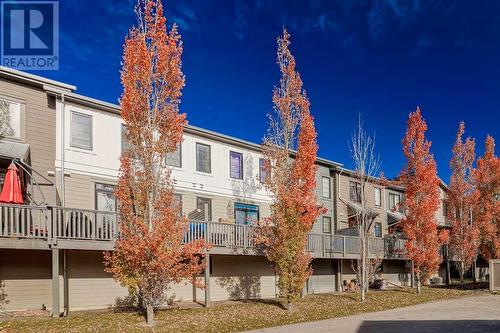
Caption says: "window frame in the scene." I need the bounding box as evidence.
[234,202,259,225]
[166,143,182,168]
[389,192,401,211]
[0,98,22,140]
[229,151,243,180]
[173,193,182,216]
[196,142,211,173]
[196,197,212,221]
[94,183,117,212]
[259,158,267,184]
[349,181,362,203]
[374,222,382,237]
[70,111,93,150]
[322,176,331,199]
[374,187,382,207]
[322,216,332,234]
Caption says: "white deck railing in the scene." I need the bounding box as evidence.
[0,204,406,258]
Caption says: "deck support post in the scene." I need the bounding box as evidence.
[336,259,342,292]
[410,260,415,288]
[51,248,60,317]
[445,245,451,285]
[63,250,69,316]
[204,252,211,308]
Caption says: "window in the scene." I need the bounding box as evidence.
[196,143,211,173]
[322,177,331,198]
[389,193,401,211]
[374,222,382,237]
[121,124,131,153]
[259,158,268,184]
[323,216,332,234]
[234,203,259,225]
[374,187,382,207]
[95,183,116,212]
[71,112,92,150]
[166,143,182,168]
[173,193,182,216]
[442,200,448,217]
[349,181,362,203]
[229,151,243,179]
[196,197,212,221]
[0,99,21,139]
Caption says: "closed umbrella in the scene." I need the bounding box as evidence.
[0,162,24,204]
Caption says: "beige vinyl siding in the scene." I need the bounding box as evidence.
[211,255,276,300]
[61,172,117,210]
[0,78,57,205]
[381,260,409,287]
[335,173,387,235]
[0,249,53,311]
[66,251,128,311]
[307,259,336,293]
[311,165,334,234]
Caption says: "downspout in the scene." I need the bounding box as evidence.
[60,93,65,207]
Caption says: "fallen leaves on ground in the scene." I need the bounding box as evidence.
[0,287,489,333]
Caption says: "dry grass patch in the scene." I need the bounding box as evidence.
[0,287,488,333]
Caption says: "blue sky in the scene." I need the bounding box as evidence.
[37,0,500,180]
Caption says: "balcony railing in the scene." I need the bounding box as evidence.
[0,204,406,258]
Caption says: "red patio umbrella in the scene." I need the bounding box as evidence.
[0,162,24,204]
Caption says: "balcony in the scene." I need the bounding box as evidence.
[0,204,407,259]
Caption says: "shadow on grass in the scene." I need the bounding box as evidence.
[431,282,489,290]
[238,298,287,310]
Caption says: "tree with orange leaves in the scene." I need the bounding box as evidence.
[474,135,500,259]
[256,29,323,310]
[104,0,207,325]
[400,107,444,293]
[447,122,479,284]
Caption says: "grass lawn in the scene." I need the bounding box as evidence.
[0,287,489,333]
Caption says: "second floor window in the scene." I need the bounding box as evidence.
[95,183,116,212]
[323,216,332,234]
[196,143,211,173]
[0,99,21,139]
[259,158,268,184]
[173,193,182,216]
[71,111,92,150]
[234,202,259,225]
[389,192,402,212]
[322,177,331,198]
[229,151,243,179]
[374,187,382,207]
[166,143,182,168]
[374,222,382,237]
[197,197,212,221]
[121,124,131,153]
[349,181,362,203]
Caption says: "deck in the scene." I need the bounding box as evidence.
[0,204,407,259]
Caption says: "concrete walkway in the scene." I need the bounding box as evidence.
[245,295,500,333]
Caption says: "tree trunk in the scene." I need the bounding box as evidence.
[286,301,293,311]
[146,303,154,326]
[416,272,421,294]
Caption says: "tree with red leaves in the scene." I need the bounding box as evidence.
[473,135,500,260]
[104,0,207,325]
[256,29,323,310]
[400,107,444,293]
[447,122,479,284]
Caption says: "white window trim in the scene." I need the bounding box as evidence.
[322,176,331,199]
[70,111,93,151]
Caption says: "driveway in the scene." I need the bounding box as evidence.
[244,294,500,333]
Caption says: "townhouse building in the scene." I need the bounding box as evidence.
[0,66,443,315]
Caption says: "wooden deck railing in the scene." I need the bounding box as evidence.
[0,204,407,258]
